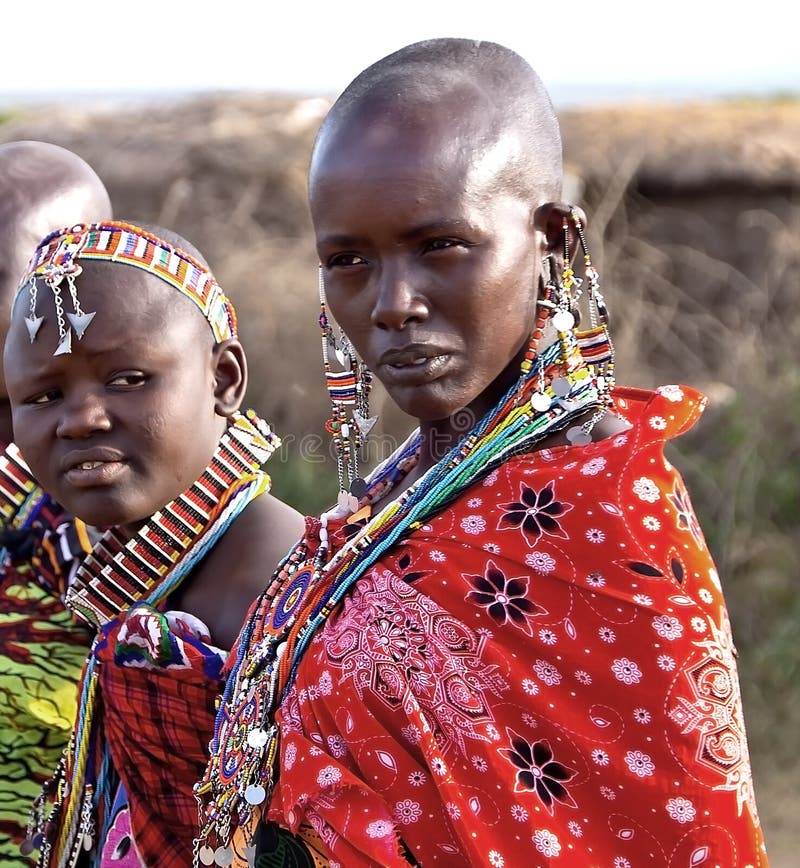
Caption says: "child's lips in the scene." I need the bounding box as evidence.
[64,459,127,487]
[61,447,128,487]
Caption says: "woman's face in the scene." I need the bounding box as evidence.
[310,104,543,425]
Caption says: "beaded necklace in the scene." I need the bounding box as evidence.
[0,443,48,558]
[195,310,615,865]
[25,410,279,868]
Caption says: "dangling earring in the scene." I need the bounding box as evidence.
[514,255,553,407]
[571,209,615,409]
[318,267,377,512]
[50,276,72,356]
[558,207,616,445]
[546,216,586,398]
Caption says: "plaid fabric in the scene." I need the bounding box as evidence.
[95,606,226,867]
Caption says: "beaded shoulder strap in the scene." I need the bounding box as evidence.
[0,442,46,532]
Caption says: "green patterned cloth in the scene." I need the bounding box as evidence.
[0,539,92,863]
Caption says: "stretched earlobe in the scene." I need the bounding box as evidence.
[533,202,587,252]
[212,339,248,417]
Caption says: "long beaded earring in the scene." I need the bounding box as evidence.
[571,209,615,412]
[318,267,377,512]
[514,255,553,408]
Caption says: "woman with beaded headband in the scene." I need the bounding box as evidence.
[3,221,305,868]
[197,39,767,868]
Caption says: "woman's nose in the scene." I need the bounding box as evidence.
[56,392,112,439]
[371,264,430,330]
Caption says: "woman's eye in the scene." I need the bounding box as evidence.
[328,253,367,268]
[424,238,464,253]
[108,373,147,388]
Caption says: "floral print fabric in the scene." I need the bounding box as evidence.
[267,386,767,867]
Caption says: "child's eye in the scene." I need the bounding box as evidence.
[108,372,148,388]
[327,253,367,268]
[28,389,61,405]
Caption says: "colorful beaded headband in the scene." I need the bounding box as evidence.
[16,221,237,354]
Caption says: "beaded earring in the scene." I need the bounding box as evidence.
[318,267,377,511]
[571,209,615,413]
[556,208,615,443]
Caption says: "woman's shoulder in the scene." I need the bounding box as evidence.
[612,384,708,440]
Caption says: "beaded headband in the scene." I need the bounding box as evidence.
[16,221,238,355]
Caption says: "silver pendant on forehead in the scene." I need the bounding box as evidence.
[25,315,44,343]
[66,311,96,339]
[54,330,73,356]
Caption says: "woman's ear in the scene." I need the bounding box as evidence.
[533,202,587,255]
[211,339,248,417]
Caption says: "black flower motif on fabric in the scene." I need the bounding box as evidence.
[254,821,317,868]
[499,731,578,813]
[498,480,572,545]
[463,560,546,636]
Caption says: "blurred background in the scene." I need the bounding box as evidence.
[2,1,798,862]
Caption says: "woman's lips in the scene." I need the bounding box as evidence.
[379,352,452,385]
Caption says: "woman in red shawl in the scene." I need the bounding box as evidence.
[198,38,768,867]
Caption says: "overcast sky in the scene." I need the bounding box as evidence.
[2,0,797,107]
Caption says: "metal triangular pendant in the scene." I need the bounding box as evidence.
[353,411,378,437]
[54,330,73,356]
[66,311,95,339]
[24,315,44,343]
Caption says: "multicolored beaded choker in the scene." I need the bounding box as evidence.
[194,306,616,864]
[24,410,280,868]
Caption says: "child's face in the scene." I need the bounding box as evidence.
[4,262,227,529]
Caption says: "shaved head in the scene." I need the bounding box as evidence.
[0,141,111,410]
[0,140,112,311]
[310,38,562,205]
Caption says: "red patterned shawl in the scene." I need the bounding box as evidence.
[264,387,767,867]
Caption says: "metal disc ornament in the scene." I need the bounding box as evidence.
[530,392,552,412]
[552,309,575,332]
[551,377,571,398]
[566,426,592,446]
[350,477,369,499]
[214,846,234,866]
[245,784,266,805]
